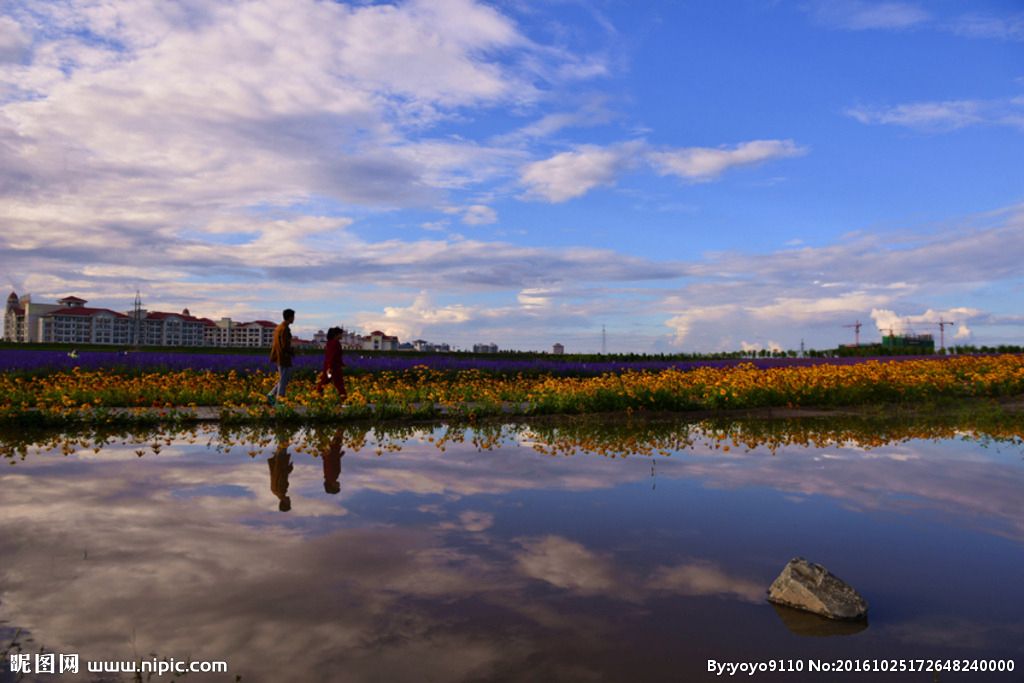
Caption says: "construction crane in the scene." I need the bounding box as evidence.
[929,319,956,354]
[842,320,863,346]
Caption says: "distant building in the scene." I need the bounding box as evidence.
[473,343,498,353]
[137,311,207,347]
[364,330,399,351]
[881,333,935,354]
[5,292,274,347]
[6,292,63,343]
[552,343,564,355]
[201,317,276,348]
[410,339,450,352]
[340,330,363,350]
[4,291,459,352]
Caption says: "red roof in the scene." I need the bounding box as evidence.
[58,296,88,304]
[145,311,203,322]
[45,307,128,318]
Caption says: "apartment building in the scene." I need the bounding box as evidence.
[364,330,399,351]
[202,317,276,348]
[4,292,273,348]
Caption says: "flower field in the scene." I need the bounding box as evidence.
[1,352,1023,424]
[0,347,932,376]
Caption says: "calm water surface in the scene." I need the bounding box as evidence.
[1,418,1023,682]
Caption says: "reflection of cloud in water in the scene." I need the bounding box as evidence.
[0,494,515,679]
[458,510,495,532]
[2,421,1023,678]
[514,536,765,605]
[678,442,1024,541]
[516,536,620,595]
[649,560,764,603]
[0,449,772,681]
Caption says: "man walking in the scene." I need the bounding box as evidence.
[267,308,295,405]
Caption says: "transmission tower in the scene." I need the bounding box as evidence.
[601,325,607,355]
[132,290,143,348]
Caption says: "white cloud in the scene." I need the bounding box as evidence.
[665,305,738,346]
[495,96,616,143]
[656,208,1024,351]
[950,13,1024,42]
[847,97,1024,132]
[354,291,476,340]
[869,307,981,336]
[522,139,806,202]
[461,204,498,225]
[517,288,554,309]
[0,15,31,63]
[519,142,641,202]
[750,292,894,321]
[808,1,930,30]
[648,140,807,182]
[847,100,984,130]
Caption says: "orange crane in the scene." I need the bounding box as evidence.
[929,319,955,353]
[842,320,863,346]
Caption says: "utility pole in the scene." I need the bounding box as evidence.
[601,325,607,355]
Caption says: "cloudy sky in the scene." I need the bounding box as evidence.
[1,0,1022,352]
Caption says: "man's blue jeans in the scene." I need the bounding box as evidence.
[268,365,292,398]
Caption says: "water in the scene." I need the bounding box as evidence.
[1,417,1023,682]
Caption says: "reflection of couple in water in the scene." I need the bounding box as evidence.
[268,430,345,511]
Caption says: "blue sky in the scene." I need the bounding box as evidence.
[1,0,1022,352]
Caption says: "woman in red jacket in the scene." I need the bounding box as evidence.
[315,326,347,401]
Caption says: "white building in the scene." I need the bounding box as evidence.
[202,317,276,348]
[5,292,62,343]
[4,292,275,348]
[5,294,135,345]
[552,343,564,355]
[473,343,499,353]
[364,330,399,351]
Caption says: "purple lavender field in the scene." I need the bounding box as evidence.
[0,347,935,375]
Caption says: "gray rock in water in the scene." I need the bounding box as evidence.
[767,557,868,620]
